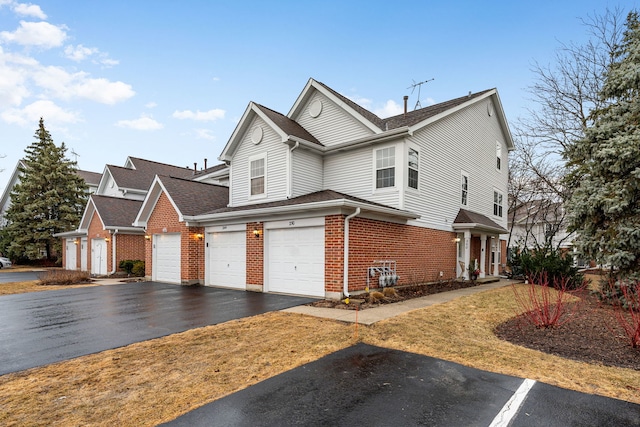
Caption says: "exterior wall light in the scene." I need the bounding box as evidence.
[195,233,204,241]
[253,229,262,238]
[144,235,151,240]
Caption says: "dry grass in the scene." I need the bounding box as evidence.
[0,280,97,295]
[0,281,638,426]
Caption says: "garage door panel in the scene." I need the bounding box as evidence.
[65,239,77,270]
[268,226,324,297]
[207,231,246,289]
[153,234,181,284]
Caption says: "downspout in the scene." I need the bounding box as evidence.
[343,208,361,298]
[287,141,299,198]
[109,229,118,275]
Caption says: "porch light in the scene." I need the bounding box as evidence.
[454,237,461,243]
[144,235,151,240]
[253,229,262,239]
[74,239,79,245]
[195,233,204,241]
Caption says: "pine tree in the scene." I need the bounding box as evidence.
[2,118,87,262]
[566,11,640,276]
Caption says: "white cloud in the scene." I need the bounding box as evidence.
[1,99,80,126]
[172,108,225,121]
[347,95,372,110]
[212,77,220,82]
[0,21,67,48]
[32,65,134,104]
[145,102,157,108]
[194,128,215,140]
[63,44,119,67]
[115,114,163,131]
[13,3,47,19]
[374,100,404,118]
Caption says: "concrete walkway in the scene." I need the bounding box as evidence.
[283,279,513,325]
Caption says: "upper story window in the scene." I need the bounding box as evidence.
[461,172,469,206]
[249,155,265,196]
[375,146,395,189]
[408,148,419,190]
[496,141,502,171]
[493,190,503,217]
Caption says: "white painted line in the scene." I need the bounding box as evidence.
[489,378,536,427]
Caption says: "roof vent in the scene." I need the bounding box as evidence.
[403,95,408,117]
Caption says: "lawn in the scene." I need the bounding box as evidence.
[0,282,638,426]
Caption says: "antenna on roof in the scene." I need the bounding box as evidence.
[407,78,434,110]
[70,148,80,163]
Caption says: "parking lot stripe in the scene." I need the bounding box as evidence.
[489,378,536,427]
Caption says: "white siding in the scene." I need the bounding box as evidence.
[295,92,374,146]
[291,148,323,197]
[404,98,509,231]
[323,143,401,208]
[100,174,121,197]
[230,116,288,206]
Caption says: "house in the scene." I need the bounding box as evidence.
[137,78,513,299]
[58,157,228,274]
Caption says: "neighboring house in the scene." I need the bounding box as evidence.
[58,157,229,274]
[507,198,573,251]
[136,78,514,299]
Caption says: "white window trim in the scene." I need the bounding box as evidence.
[496,141,502,172]
[461,171,469,206]
[407,145,420,192]
[493,189,504,218]
[248,153,267,200]
[373,144,397,193]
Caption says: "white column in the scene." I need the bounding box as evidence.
[480,234,487,278]
[493,237,500,276]
[463,230,471,280]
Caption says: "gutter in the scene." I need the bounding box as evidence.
[109,229,118,275]
[343,208,361,298]
[287,141,299,198]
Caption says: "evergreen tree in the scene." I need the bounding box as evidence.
[2,118,87,262]
[566,12,640,276]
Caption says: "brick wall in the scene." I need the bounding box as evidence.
[324,215,345,294]
[115,234,145,272]
[342,216,457,293]
[145,192,204,284]
[246,222,264,285]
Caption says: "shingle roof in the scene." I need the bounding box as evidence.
[314,80,386,129]
[108,158,195,192]
[193,162,228,178]
[91,195,143,228]
[76,170,102,186]
[454,208,507,233]
[158,175,229,216]
[254,104,322,146]
[199,189,406,216]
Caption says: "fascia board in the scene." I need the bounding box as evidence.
[452,222,507,234]
[183,199,418,224]
[252,105,289,142]
[78,198,97,230]
[133,176,163,226]
[95,165,113,195]
[0,160,25,210]
[104,226,145,233]
[491,90,516,151]
[219,103,256,162]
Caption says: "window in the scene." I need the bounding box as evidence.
[375,147,395,188]
[461,173,468,206]
[250,156,265,196]
[493,190,503,217]
[408,148,419,189]
[496,142,502,171]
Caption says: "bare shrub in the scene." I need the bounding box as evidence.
[39,269,91,286]
[368,291,385,303]
[599,279,640,348]
[382,287,398,298]
[512,272,585,328]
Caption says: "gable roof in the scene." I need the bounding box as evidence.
[453,208,507,234]
[90,195,143,229]
[134,175,229,226]
[77,170,102,187]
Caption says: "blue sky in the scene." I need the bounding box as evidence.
[0,0,637,192]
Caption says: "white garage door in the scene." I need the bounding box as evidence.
[153,233,181,284]
[207,231,246,289]
[268,225,325,297]
[91,238,107,275]
[65,239,77,270]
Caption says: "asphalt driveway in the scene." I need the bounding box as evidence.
[0,282,314,375]
[164,343,640,427]
[0,270,43,283]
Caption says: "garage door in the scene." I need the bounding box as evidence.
[91,238,107,275]
[153,233,181,284]
[207,231,246,289]
[65,239,77,270]
[268,225,325,297]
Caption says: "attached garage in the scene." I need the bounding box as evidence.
[152,233,181,284]
[206,228,246,289]
[91,238,107,275]
[65,239,77,270]
[266,219,325,297]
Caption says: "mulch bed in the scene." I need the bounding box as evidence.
[494,291,640,371]
[308,280,480,310]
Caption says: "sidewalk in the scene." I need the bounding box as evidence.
[282,279,513,325]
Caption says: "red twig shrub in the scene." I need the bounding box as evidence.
[38,269,91,286]
[599,279,640,348]
[512,273,585,329]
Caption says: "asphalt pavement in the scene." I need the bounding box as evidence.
[163,343,640,427]
[0,282,314,375]
[0,270,43,283]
